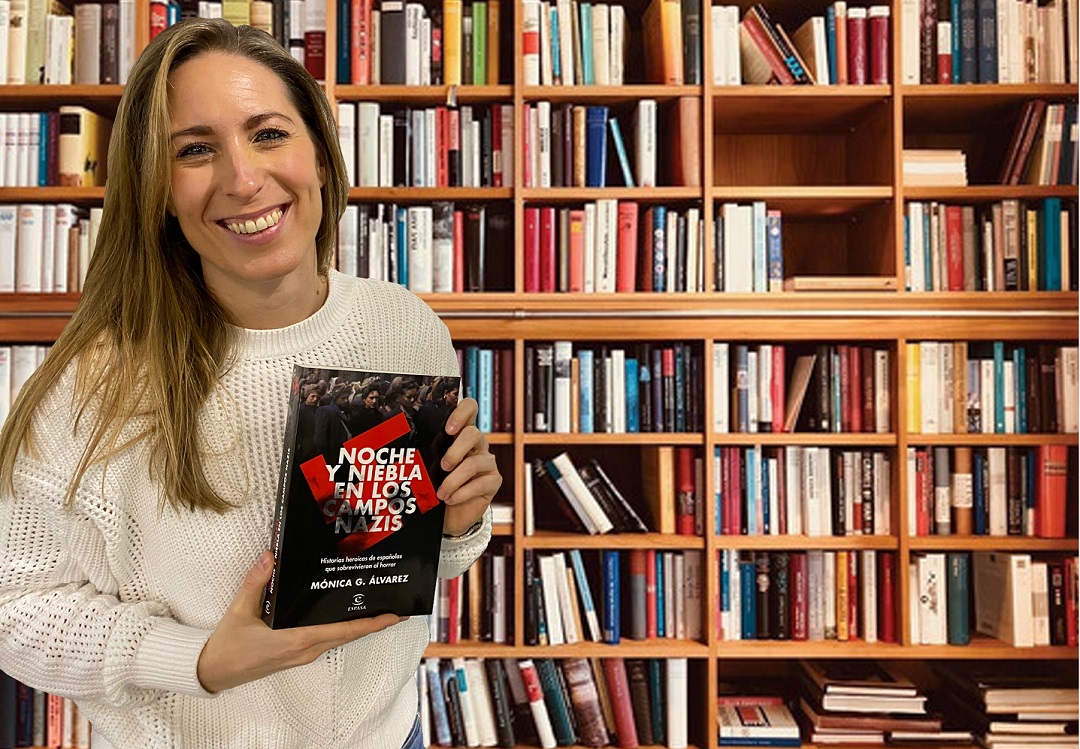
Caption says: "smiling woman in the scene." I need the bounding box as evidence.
[0,17,500,749]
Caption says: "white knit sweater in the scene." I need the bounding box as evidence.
[0,270,492,749]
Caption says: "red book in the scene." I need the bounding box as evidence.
[539,206,557,292]
[453,210,465,292]
[861,347,875,432]
[791,551,809,640]
[846,8,868,84]
[945,205,964,290]
[915,449,931,536]
[304,29,326,82]
[848,345,863,434]
[645,549,658,638]
[879,551,896,643]
[47,693,63,748]
[601,658,640,748]
[1064,556,1078,646]
[741,10,796,83]
[838,344,851,432]
[524,207,540,292]
[435,107,449,188]
[1036,444,1068,537]
[639,207,655,292]
[771,345,785,433]
[351,0,373,83]
[447,109,461,186]
[937,28,951,83]
[568,209,586,292]
[675,447,695,535]
[616,202,639,292]
[491,104,504,187]
[848,550,859,639]
[149,2,167,40]
[869,6,890,83]
[729,447,743,534]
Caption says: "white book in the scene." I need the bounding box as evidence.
[712,342,730,432]
[722,203,753,292]
[987,446,1007,535]
[874,452,891,535]
[378,114,394,187]
[491,554,507,642]
[823,550,837,639]
[469,119,480,189]
[665,208,678,293]
[0,347,10,424]
[424,108,436,187]
[861,549,878,643]
[724,6,742,84]
[1031,560,1051,646]
[0,115,7,187]
[874,349,890,432]
[356,102,382,187]
[18,113,33,187]
[39,203,54,293]
[634,99,657,188]
[908,561,921,644]
[973,551,1034,647]
[522,0,541,85]
[901,0,920,83]
[338,207,358,277]
[16,204,42,293]
[728,549,743,640]
[807,549,824,640]
[431,202,453,293]
[517,661,557,749]
[768,456,780,535]
[404,3,423,85]
[419,16,431,85]
[603,352,614,432]
[53,204,73,293]
[524,458,535,536]
[0,205,16,292]
[843,451,856,535]
[537,100,551,188]
[591,2,610,84]
[979,358,994,434]
[410,109,425,187]
[611,348,625,432]
[917,553,948,645]
[666,659,689,749]
[609,4,626,84]
[118,0,135,83]
[465,659,498,747]
[198,1,223,16]
[3,114,14,187]
[539,0,553,85]
[820,446,834,536]
[1002,359,1016,433]
[418,663,430,747]
[711,6,726,83]
[582,202,596,292]
[803,445,823,536]
[673,552,686,638]
[553,340,572,433]
[338,102,358,183]
[785,445,804,535]
[555,0,574,84]
[451,657,481,747]
[552,552,579,643]
[1059,347,1078,432]
[595,199,616,292]
[406,206,432,293]
[499,105,514,187]
[907,202,926,290]
[26,112,38,188]
[7,0,26,84]
[686,206,701,292]
[758,344,772,431]
[538,555,565,644]
[10,345,36,402]
[919,341,940,433]
[0,2,9,84]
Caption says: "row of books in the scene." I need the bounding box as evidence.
[429,543,512,644]
[0,109,110,188]
[337,0,504,86]
[713,202,785,293]
[525,342,704,434]
[736,2,891,86]
[904,198,1076,293]
[906,444,1075,538]
[524,202,705,294]
[521,0,631,86]
[0,671,89,749]
[418,657,690,749]
[0,204,99,294]
[715,446,893,538]
[905,0,1079,84]
[454,344,513,434]
[905,341,1079,435]
[913,550,1079,647]
[714,343,891,434]
[999,102,1078,186]
[335,202,513,292]
[524,548,704,646]
[719,549,897,642]
[0,0,135,86]
[0,345,48,425]
[339,102,513,188]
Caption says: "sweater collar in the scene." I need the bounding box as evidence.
[231,269,353,360]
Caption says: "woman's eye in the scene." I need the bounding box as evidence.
[177,143,210,159]
[256,128,288,143]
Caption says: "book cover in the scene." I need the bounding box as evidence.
[263,365,455,628]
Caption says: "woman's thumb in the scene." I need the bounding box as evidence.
[234,551,275,614]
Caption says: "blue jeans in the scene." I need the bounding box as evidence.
[402,715,423,749]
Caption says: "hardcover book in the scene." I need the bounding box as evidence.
[263,365,456,628]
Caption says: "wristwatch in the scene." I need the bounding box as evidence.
[442,519,483,540]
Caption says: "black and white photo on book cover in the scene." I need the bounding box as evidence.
[263,365,459,628]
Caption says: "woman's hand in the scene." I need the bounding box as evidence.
[438,397,502,537]
[196,551,403,693]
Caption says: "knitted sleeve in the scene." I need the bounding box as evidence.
[0,409,213,706]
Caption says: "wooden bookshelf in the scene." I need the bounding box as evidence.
[0,2,1076,749]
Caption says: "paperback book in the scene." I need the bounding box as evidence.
[263,365,456,628]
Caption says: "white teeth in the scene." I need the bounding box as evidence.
[225,207,284,235]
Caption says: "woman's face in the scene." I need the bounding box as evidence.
[167,51,326,298]
[363,391,379,408]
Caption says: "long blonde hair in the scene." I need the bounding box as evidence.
[0,19,350,512]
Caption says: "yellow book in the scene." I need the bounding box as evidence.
[1026,207,1038,290]
[641,0,683,84]
[640,445,675,533]
[222,0,251,28]
[905,342,920,434]
[836,550,850,641]
[953,341,968,433]
[58,106,110,187]
[443,0,463,86]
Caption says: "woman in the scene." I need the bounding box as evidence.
[0,18,500,749]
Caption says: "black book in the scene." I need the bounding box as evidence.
[674,343,687,432]
[379,1,407,84]
[480,551,494,640]
[585,458,649,532]
[689,348,702,432]
[440,660,468,747]
[832,449,846,536]
[524,346,535,434]
[638,345,654,432]
[861,450,875,534]
[262,366,454,628]
[595,346,608,433]
[14,681,30,749]
[502,659,541,746]
[625,659,655,745]
[481,108,493,186]
[485,205,513,292]
[524,548,539,645]
[484,659,517,748]
[0,671,16,749]
[534,344,554,432]
[755,552,772,639]
[663,348,677,432]
[392,109,411,186]
[448,111,462,187]
[772,551,791,640]
[681,0,702,84]
[651,346,664,432]
[577,461,633,533]
[464,204,487,292]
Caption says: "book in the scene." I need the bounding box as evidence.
[800,660,918,697]
[782,275,899,291]
[263,365,456,628]
[716,697,800,746]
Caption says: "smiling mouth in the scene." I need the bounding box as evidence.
[218,203,289,235]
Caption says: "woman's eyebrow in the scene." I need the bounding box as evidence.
[169,111,295,142]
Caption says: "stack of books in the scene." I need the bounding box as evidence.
[902,149,968,187]
[795,661,972,745]
[934,663,1079,749]
[717,694,801,747]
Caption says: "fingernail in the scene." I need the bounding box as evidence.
[437,488,447,500]
[258,553,271,570]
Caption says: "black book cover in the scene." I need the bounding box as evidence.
[584,458,649,532]
[485,205,513,292]
[772,551,790,640]
[577,461,632,533]
[501,659,540,746]
[464,204,487,292]
[535,658,576,746]
[379,2,407,84]
[755,551,772,639]
[524,549,539,645]
[485,658,517,748]
[0,671,15,749]
[263,366,454,628]
[440,660,468,747]
[638,344,653,432]
[626,659,655,745]
[832,449,846,537]
[532,458,586,533]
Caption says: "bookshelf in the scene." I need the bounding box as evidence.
[0,1,1077,748]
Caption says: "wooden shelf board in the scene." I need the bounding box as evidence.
[909,433,1079,446]
[333,85,512,103]
[0,84,124,103]
[520,187,702,201]
[902,185,1078,201]
[714,535,898,550]
[905,642,1078,659]
[0,187,105,202]
[902,84,1078,130]
[484,433,514,445]
[711,433,896,446]
[348,187,513,201]
[426,640,710,658]
[490,523,514,537]
[712,87,890,132]
[522,84,702,102]
[524,531,706,550]
[715,640,910,657]
[907,536,1079,551]
[524,432,704,445]
[709,186,893,212]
